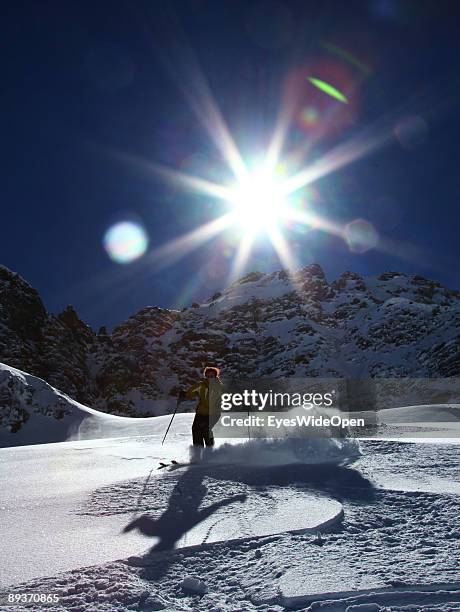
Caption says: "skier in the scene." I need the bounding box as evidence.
[180,366,223,459]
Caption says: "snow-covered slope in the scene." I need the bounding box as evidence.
[0,422,458,611]
[371,403,460,440]
[0,412,360,587]
[0,363,139,447]
[379,403,460,423]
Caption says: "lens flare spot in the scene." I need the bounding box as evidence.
[299,106,320,127]
[285,62,358,138]
[308,77,348,103]
[103,221,149,264]
[344,219,379,254]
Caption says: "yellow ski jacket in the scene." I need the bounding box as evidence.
[186,379,222,416]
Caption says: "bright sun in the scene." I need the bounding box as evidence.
[229,168,288,235]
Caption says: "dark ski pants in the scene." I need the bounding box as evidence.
[192,414,214,447]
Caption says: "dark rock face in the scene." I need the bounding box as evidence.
[0,267,48,382]
[0,267,47,341]
[0,263,459,418]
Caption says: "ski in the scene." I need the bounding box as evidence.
[167,459,189,471]
[166,460,225,471]
[157,459,182,470]
[158,459,225,471]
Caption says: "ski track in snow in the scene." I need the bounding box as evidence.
[1,441,459,611]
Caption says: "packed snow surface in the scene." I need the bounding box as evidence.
[1,423,459,610]
[0,412,355,587]
[1,390,459,610]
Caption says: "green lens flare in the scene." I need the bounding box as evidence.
[320,41,371,76]
[307,77,348,103]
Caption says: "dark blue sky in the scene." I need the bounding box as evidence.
[1,0,459,330]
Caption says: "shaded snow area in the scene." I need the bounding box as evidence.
[1,414,459,611]
[0,363,188,448]
[0,363,128,447]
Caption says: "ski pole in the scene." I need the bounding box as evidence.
[162,397,180,445]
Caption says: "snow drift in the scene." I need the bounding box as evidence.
[0,362,123,447]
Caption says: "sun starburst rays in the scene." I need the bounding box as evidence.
[115,139,349,280]
[111,38,406,291]
[281,123,393,199]
[111,150,233,202]
[266,223,299,276]
[227,231,255,286]
[147,213,235,271]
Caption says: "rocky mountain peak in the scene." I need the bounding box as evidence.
[58,304,81,326]
[0,265,46,340]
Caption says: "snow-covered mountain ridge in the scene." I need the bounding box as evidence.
[0,263,459,421]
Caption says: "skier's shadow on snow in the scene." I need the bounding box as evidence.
[210,462,376,504]
[122,467,247,574]
[122,461,374,581]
